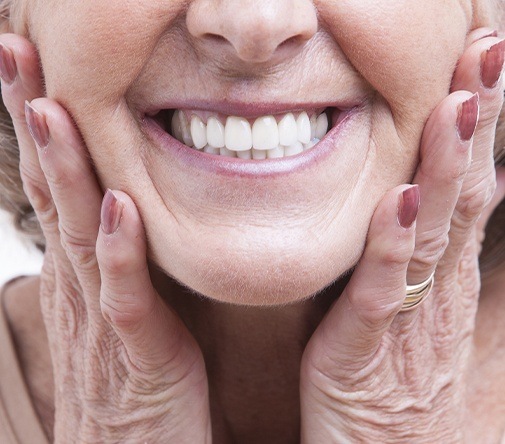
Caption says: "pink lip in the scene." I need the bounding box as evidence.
[142,104,364,179]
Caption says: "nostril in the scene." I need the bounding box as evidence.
[186,0,318,65]
[205,33,229,45]
[276,35,310,56]
[279,36,301,48]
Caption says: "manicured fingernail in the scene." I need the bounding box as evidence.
[0,44,17,84]
[25,101,50,148]
[456,93,479,142]
[481,40,505,88]
[398,185,420,229]
[477,30,498,41]
[101,189,123,235]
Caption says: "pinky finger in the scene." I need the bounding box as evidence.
[95,190,201,377]
[304,185,419,374]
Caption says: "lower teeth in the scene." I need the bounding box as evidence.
[193,138,322,159]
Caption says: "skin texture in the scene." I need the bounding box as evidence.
[0,0,504,443]
[16,0,472,304]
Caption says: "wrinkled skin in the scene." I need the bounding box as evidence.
[0,0,504,442]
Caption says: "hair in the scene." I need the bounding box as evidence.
[0,1,504,274]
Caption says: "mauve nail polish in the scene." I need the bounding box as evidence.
[398,185,420,229]
[457,94,479,142]
[481,40,505,89]
[25,102,51,148]
[101,190,123,234]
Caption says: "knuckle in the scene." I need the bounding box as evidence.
[100,292,147,327]
[59,224,97,270]
[380,247,412,267]
[101,251,129,275]
[99,244,139,276]
[23,182,59,228]
[432,302,459,357]
[3,96,25,124]
[45,272,86,338]
[411,232,449,269]
[19,162,42,188]
[348,286,403,325]
[358,297,402,326]
[23,180,48,209]
[478,94,504,127]
[370,236,414,267]
[454,180,496,227]
[20,167,49,207]
[43,163,73,191]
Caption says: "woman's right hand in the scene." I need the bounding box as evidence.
[0,34,211,444]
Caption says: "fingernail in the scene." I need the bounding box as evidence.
[477,30,498,41]
[456,93,479,142]
[25,101,50,148]
[0,44,17,84]
[481,39,505,89]
[101,190,123,235]
[398,185,420,229]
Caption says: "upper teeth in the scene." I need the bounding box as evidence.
[170,110,329,159]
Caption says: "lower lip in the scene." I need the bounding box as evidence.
[142,106,363,178]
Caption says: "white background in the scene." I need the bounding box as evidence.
[0,209,43,287]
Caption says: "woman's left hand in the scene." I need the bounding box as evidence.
[300,30,504,443]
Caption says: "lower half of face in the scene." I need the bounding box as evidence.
[29,0,478,305]
[58,97,418,305]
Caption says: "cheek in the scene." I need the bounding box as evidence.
[31,1,182,108]
[319,0,469,123]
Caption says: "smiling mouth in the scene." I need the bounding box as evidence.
[150,107,342,160]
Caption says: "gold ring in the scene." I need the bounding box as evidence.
[400,271,435,312]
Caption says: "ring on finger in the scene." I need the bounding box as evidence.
[400,271,435,312]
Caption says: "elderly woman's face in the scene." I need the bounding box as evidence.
[24,0,477,304]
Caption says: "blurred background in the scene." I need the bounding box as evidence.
[0,209,42,287]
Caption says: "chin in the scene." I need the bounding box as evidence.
[148,223,364,306]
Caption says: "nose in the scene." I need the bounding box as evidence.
[186,0,318,65]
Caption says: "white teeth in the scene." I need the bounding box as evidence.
[252,148,267,160]
[225,116,253,152]
[237,150,252,160]
[278,113,298,146]
[191,115,207,149]
[284,141,304,157]
[220,146,237,158]
[169,109,331,159]
[267,146,285,159]
[204,145,220,155]
[207,117,225,148]
[296,112,311,144]
[304,138,319,151]
[310,114,317,139]
[172,111,194,146]
[252,115,279,150]
[315,113,328,140]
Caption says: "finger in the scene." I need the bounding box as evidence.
[447,37,504,260]
[0,38,61,255]
[25,98,103,313]
[406,92,476,284]
[304,185,418,374]
[0,35,47,195]
[464,28,498,48]
[96,190,201,375]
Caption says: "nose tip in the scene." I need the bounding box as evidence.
[187,0,318,64]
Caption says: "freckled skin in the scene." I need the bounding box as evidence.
[25,0,475,304]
